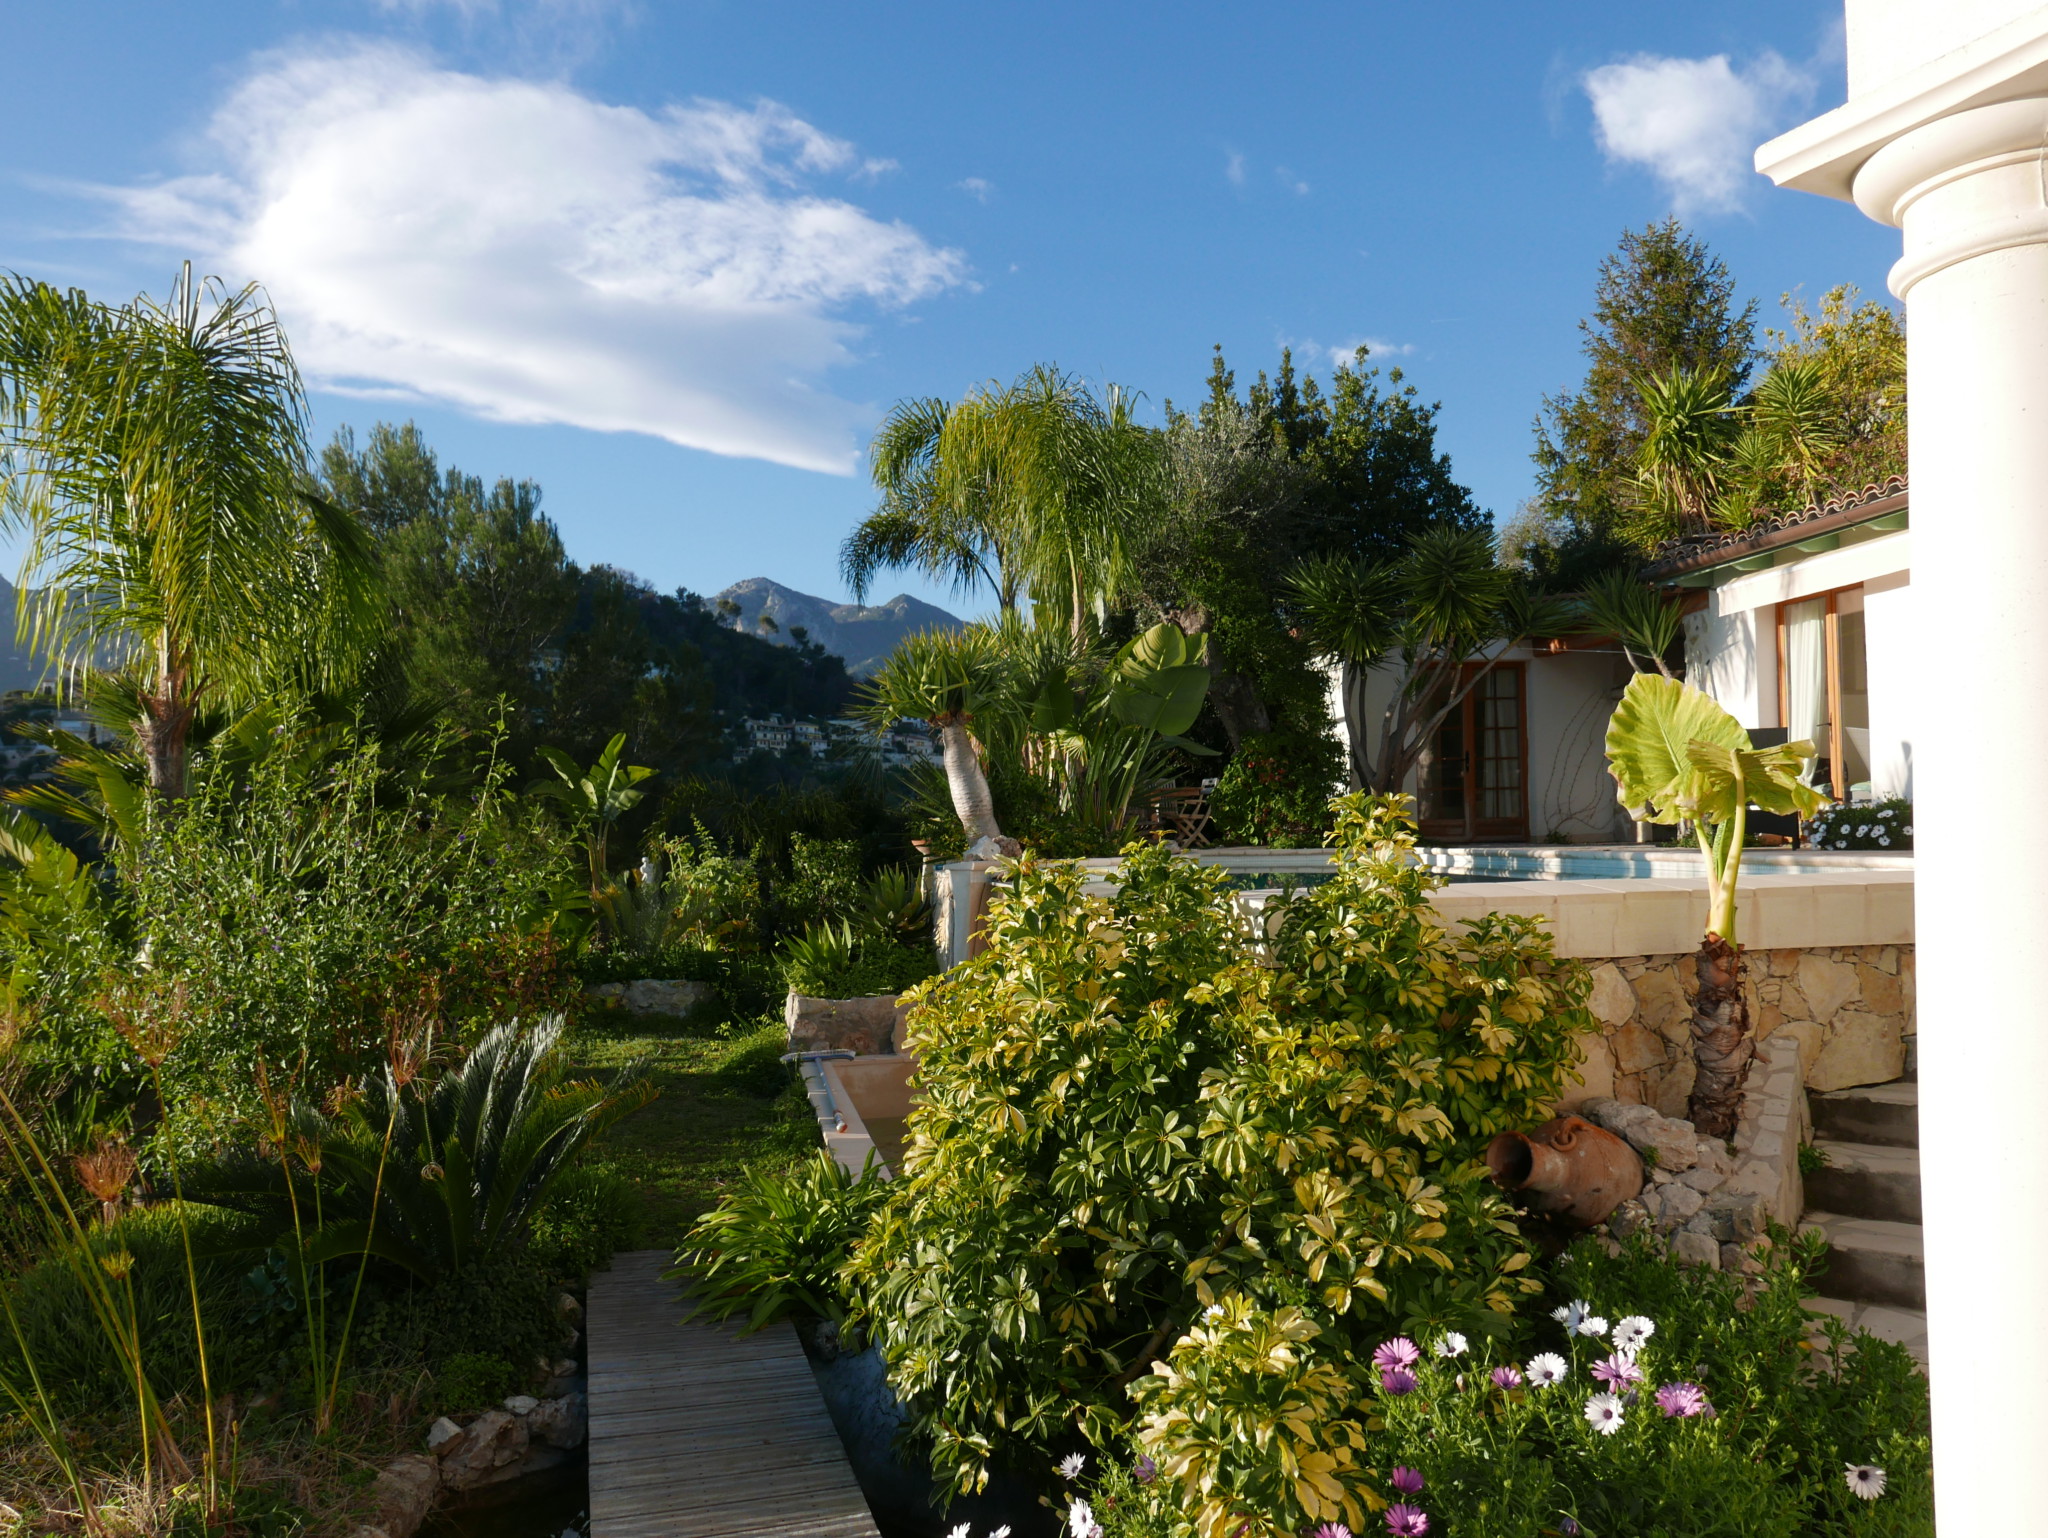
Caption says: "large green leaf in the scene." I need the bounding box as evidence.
[1604,672,1750,826]
[1109,664,1210,737]
[1685,738,1829,820]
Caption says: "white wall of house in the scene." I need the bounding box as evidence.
[1683,529,1913,799]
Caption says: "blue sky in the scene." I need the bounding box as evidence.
[1,0,1896,617]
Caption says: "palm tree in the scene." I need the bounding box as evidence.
[1577,568,1684,678]
[859,627,1014,848]
[1629,364,1741,543]
[0,265,377,797]
[842,367,1159,634]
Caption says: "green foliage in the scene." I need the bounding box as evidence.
[779,920,937,999]
[1576,568,1683,676]
[1288,527,1574,792]
[0,1204,272,1418]
[678,1150,890,1331]
[1529,220,1758,578]
[1,728,577,1130]
[1606,673,1826,941]
[1207,728,1345,847]
[1356,1232,1932,1538]
[432,1350,522,1414]
[527,1160,643,1278]
[851,795,1588,1502]
[533,732,656,887]
[0,265,381,795]
[1806,798,1911,852]
[185,1018,655,1279]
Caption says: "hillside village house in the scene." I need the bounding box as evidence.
[1333,479,1911,842]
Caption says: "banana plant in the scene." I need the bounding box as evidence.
[1605,673,1826,1134]
[1027,621,1214,835]
[532,733,654,890]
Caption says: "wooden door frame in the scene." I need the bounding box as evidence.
[1417,660,1531,843]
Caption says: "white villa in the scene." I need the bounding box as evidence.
[1334,478,1912,842]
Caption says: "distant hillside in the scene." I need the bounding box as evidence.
[0,576,60,695]
[711,578,965,676]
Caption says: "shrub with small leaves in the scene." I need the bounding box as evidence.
[851,793,1590,1523]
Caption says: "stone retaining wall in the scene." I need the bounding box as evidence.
[1565,943,1915,1116]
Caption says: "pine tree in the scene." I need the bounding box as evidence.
[1529,221,1757,578]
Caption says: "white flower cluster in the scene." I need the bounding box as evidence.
[1804,799,1913,852]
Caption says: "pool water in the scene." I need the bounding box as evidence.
[413,1458,587,1538]
[862,1115,911,1173]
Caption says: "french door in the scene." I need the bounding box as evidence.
[1418,663,1529,843]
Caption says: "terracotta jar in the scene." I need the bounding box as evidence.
[1485,1115,1643,1229]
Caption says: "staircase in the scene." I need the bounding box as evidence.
[1800,1077,1928,1363]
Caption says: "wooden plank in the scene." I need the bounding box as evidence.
[586,1249,881,1538]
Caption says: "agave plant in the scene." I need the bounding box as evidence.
[188,1018,653,1278]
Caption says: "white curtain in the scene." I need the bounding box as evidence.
[1783,598,1827,779]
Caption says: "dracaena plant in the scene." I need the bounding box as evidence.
[1604,673,1826,1135]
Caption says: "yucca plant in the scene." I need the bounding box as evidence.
[857,866,931,945]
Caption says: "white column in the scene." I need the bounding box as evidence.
[1762,26,2048,1531]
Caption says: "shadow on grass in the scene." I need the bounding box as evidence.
[567,1004,819,1250]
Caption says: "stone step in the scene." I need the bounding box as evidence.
[1804,1295,1929,1365]
[1801,1212,1925,1311]
[1809,1079,1919,1149]
[1804,1139,1922,1224]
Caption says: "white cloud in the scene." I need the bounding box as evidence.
[1582,51,1813,215]
[1223,150,1246,187]
[957,177,993,203]
[1275,166,1310,196]
[94,42,967,474]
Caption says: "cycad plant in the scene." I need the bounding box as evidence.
[0,265,380,797]
[189,1018,654,1278]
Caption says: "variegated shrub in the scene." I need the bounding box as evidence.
[850,794,1591,1532]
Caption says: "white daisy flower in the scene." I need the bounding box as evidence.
[1058,1453,1086,1481]
[1844,1464,1887,1501]
[1584,1391,1625,1435]
[1203,1304,1224,1321]
[1525,1352,1568,1387]
[1436,1331,1469,1358]
[1552,1300,1595,1332]
[1610,1315,1655,1354]
[946,1526,972,1538]
[1068,1497,1096,1538]
[992,1530,1012,1538]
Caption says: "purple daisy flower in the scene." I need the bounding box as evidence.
[1655,1381,1708,1418]
[1312,1526,1353,1538]
[1372,1337,1421,1372]
[1490,1365,1523,1390]
[1590,1354,1644,1388]
[1390,1466,1425,1496]
[1384,1504,1429,1537]
[1132,1454,1157,1485]
[1379,1365,1419,1396]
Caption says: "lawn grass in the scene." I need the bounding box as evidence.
[568,1002,821,1251]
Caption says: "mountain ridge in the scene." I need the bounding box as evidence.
[710,577,965,677]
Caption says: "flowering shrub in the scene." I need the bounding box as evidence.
[1804,797,1911,852]
[1207,728,1346,848]
[850,795,1590,1515]
[1345,1232,1932,1537]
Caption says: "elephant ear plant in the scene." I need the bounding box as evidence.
[1605,673,1825,1135]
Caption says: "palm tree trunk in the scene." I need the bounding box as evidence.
[137,641,195,799]
[937,718,1003,843]
[1686,933,1751,1138]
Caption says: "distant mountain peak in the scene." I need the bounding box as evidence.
[711,578,965,675]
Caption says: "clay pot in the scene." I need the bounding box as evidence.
[1486,1115,1644,1229]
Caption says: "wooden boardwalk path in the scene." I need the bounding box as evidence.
[587,1249,882,1538]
